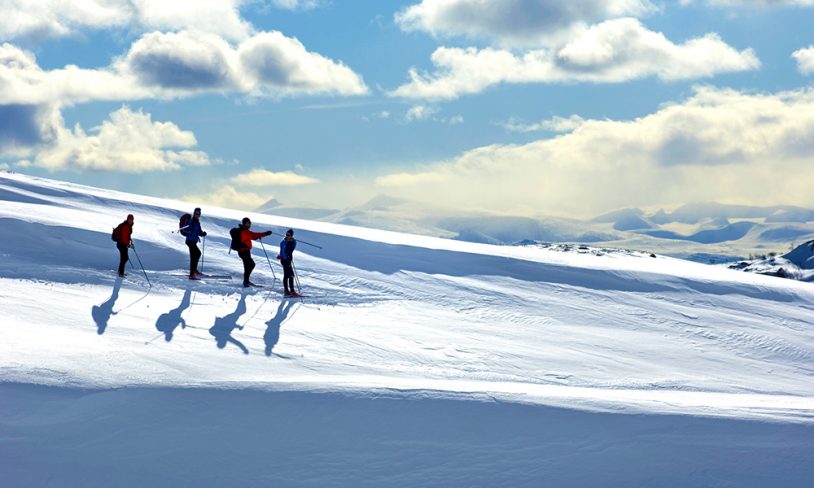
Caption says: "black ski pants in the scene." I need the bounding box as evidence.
[186,242,201,276]
[117,242,129,276]
[282,259,294,293]
[239,249,255,285]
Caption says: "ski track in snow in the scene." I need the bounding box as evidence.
[1,172,814,424]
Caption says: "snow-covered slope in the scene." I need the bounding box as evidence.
[2,172,813,487]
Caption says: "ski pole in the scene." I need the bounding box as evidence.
[258,239,278,281]
[292,262,303,296]
[201,235,206,273]
[295,238,322,250]
[131,243,152,288]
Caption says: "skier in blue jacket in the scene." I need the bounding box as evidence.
[277,228,298,297]
[184,207,207,279]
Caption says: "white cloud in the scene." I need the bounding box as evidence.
[269,0,321,10]
[238,32,368,96]
[134,0,251,40]
[230,168,319,186]
[0,31,368,107]
[396,0,657,47]
[28,106,210,173]
[121,31,238,91]
[391,19,759,100]
[0,0,251,43]
[403,104,463,124]
[501,115,586,133]
[405,104,439,122]
[792,46,814,75]
[0,43,148,105]
[183,184,265,211]
[376,86,814,216]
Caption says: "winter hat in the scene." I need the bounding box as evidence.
[242,217,251,225]
[194,207,201,214]
[286,229,294,236]
[127,214,134,221]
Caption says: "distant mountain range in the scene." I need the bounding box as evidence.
[256,196,814,264]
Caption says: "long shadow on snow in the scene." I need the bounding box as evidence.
[155,289,192,342]
[209,293,249,354]
[264,298,296,357]
[91,278,122,335]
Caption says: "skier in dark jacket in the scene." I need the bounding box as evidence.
[185,207,207,280]
[278,228,298,297]
[235,217,272,287]
[114,214,134,277]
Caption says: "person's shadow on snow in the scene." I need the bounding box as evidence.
[264,298,296,356]
[209,293,249,354]
[156,289,192,342]
[92,278,122,335]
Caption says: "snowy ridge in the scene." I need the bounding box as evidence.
[3,173,814,487]
[2,172,813,423]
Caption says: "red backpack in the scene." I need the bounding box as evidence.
[111,222,124,242]
[179,213,191,236]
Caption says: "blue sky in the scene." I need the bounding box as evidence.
[1,0,813,218]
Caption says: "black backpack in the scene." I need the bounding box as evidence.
[229,226,246,252]
[111,223,124,242]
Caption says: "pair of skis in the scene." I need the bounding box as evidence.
[180,273,308,297]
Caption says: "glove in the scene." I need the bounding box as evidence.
[265,231,272,236]
[201,231,207,237]
[276,255,281,260]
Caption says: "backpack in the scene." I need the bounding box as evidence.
[229,226,246,252]
[179,213,191,236]
[111,223,124,242]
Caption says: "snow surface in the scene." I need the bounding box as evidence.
[1,172,813,486]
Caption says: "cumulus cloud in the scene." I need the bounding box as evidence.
[0,43,149,105]
[230,168,319,186]
[27,106,210,173]
[391,19,759,100]
[0,0,251,43]
[134,0,251,40]
[238,32,367,96]
[376,86,814,216]
[122,31,238,90]
[0,31,368,107]
[120,30,368,96]
[793,46,814,75]
[396,0,657,47]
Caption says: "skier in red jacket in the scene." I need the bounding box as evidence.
[235,217,272,287]
[113,214,134,277]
